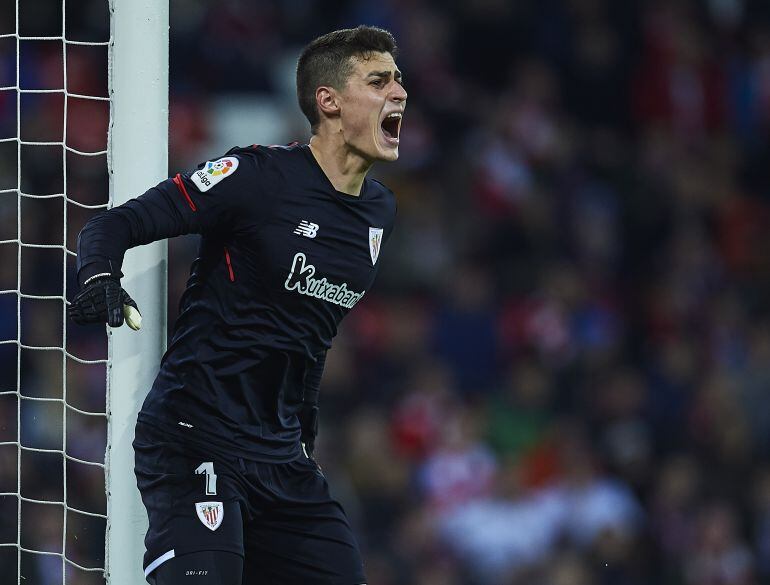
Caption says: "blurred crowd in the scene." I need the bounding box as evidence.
[2,0,770,583]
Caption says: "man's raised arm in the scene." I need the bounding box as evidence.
[69,151,259,329]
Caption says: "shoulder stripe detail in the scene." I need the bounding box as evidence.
[173,173,197,211]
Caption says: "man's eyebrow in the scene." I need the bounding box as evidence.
[366,70,403,80]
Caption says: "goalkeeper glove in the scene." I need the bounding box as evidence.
[68,273,142,330]
[299,403,319,458]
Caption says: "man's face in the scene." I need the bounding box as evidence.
[336,52,407,162]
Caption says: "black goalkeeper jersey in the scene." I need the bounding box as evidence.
[76,143,396,461]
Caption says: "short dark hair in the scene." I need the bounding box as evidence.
[296,26,398,133]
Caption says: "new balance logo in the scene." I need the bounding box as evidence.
[294,220,319,238]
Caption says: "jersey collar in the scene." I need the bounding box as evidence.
[300,144,370,202]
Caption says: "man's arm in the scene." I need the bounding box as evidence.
[70,152,259,327]
[300,351,326,458]
[76,158,252,285]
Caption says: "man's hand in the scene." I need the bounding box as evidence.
[299,403,319,459]
[68,275,142,330]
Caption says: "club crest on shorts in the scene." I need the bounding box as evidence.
[369,227,383,265]
[195,501,223,531]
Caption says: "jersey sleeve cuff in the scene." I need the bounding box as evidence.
[77,259,122,287]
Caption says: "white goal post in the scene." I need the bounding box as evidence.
[106,1,168,584]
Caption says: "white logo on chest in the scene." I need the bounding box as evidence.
[284,252,364,309]
[293,220,319,238]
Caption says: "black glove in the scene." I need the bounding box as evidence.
[299,402,319,458]
[68,275,141,329]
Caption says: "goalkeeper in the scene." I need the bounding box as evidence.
[69,26,405,585]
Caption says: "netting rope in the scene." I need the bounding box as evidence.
[0,1,112,582]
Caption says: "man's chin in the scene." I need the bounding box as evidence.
[375,141,399,161]
[379,148,399,162]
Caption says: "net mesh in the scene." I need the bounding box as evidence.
[0,0,112,582]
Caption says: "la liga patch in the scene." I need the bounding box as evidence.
[191,156,239,192]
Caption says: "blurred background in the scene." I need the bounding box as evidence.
[2,0,770,583]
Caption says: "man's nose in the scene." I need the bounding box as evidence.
[391,83,407,102]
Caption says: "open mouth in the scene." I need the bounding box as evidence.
[380,112,402,143]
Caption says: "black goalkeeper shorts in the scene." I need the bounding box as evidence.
[133,421,366,585]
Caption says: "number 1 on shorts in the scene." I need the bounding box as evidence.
[195,462,218,495]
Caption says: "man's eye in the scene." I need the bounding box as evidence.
[370,79,384,87]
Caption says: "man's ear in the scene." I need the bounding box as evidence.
[316,86,340,120]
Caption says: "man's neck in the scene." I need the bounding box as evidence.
[308,133,372,196]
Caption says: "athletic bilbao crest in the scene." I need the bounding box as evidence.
[195,501,223,531]
[369,227,383,265]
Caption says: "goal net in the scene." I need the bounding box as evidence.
[0,1,168,583]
